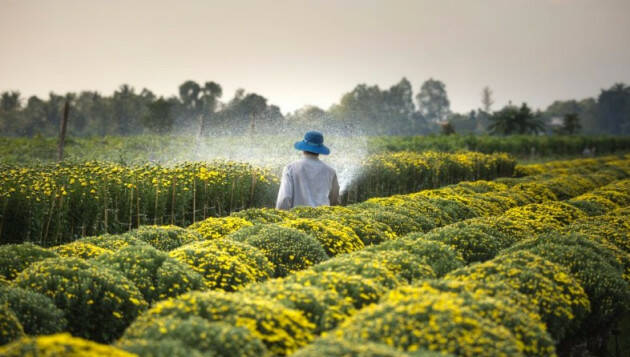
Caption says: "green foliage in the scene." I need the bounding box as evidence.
[354,208,423,236]
[0,242,58,280]
[488,103,544,135]
[231,207,296,224]
[0,285,67,335]
[96,245,204,303]
[0,305,23,346]
[369,236,465,277]
[118,339,204,357]
[126,225,203,251]
[244,280,355,333]
[565,215,630,253]
[188,216,253,240]
[321,213,397,246]
[285,270,386,309]
[131,290,315,355]
[77,233,151,251]
[14,257,148,342]
[228,225,328,277]
[121,316,269,357]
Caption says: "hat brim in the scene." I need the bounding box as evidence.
[294,141,330,155]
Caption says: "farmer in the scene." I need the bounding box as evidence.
[276,131,340,210]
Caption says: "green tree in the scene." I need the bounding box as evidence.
[178,80,222,136]
[488,103,544,135]
[598,82,630,134]
[554,113,581,135]
[416,78,450,123]
[143,97,176,133]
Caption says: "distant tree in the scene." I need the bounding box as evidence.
[598,82,630,134]
[143,97,175,133]
[481,86,494,113]
[553,113,581,135]
[1,91,21,111]
[178,80,222,136]
[286,105,332,132]
[488,103,544,135]
[416,79,450,123]
[440,122,455,135]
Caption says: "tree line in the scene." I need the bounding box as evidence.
[1,79,629,137]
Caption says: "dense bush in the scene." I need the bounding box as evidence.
[368,236,465,277]
[96,245,204,303]
[231,207,296,224]
[188,216,253,240]
[320,213,397,246]
[77,233,151,251]
[502,202,587,233]
[408,281,556,357]
[117,339,204,357]
[285,270,386,309]
[355,208,422,236]
[0,285,67,335]
[313,254,403,289]
[50,241,112,259]
[0,243,58,280]
[0,305,23,345]
[228,225,328,277]
[130,290,314,355]
[506,233,630,335]
[244,280,355,333]
[120,316,269,357]
[290,205,355,218]
[14,257,148,342]
[125,225,203,251]
[168,243,262,291]
[422,225,509,264]
[335,288,524,356]
[292,336,444,357]
[565,215,630,253]
[281,218,364,256]
[446,251,590,341]
[0,333,134,356]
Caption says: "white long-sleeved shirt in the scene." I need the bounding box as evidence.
[276,156,340,210]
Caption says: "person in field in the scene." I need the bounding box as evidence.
[276,131,340,210]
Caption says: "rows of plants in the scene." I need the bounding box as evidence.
[368,134,630,157]
[1,155,629,356]
[0,151,516,246]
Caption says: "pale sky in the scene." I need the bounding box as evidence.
[1,0,629,114]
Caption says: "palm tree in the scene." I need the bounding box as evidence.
[489,103,545,135]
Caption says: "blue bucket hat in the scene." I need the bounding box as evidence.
[294,131,330,155]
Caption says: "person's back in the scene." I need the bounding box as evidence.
[276,131,339,210]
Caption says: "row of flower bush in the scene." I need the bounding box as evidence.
[0,151,517,246]
[0,156,629,356]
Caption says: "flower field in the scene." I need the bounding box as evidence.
[1,153,630,356]
[0,151,516,245]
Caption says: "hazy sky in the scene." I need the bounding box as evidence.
[1,0,629,114]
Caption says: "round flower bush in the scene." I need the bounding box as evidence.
[284,270,386,309]
[589,189,630,206]
[96,245,204,303]
[280,218,364,256]
[0,242,58,280]
[503,202,587,233]
[421,224,511,264]
[321,213,397,246]
[130,290,315,355]
[334,288,524,357]
[312,254,403,289]
[368,236,465,277]
[0,285,67,335]
[228,224,328,277]
[566,198,612,216]
[0,333,134,357]
[565,215,630,253]
[290,205,355,218]
[185,239,275,281]
[0,305,23,345]
[316,250,436,286]
[292,336,448,357]
[446,251,590,341]
[243,280,355,333]
[14,257,148,342]
[355,208,423,236]
[117,339,204,357]
[231,207,296,224]
[125,225,203,251]
[120,316,269,357]
[510,182,558,203]
[187,216,253,240]
[168,243,262,291]
[358,196,451,232]
[77,233,151,251]
[610,206,630,217]
[505,233,630,334]
[50,241,112,259]
[408,280,556,357]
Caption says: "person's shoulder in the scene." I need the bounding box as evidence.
[319,160,337,174]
